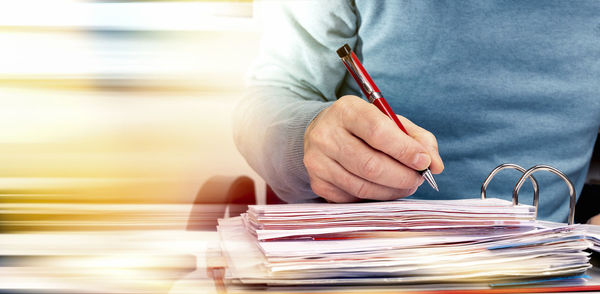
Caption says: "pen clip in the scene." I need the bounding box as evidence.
[337,44,380,102]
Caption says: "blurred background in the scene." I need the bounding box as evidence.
[1,1,599,293]
[1,0,264,229]
[0,0,265,293]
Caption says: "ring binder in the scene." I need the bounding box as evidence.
[218,163,598,290]
[513,164,577,225]
[481,163,576,225]
[481,163,540,206]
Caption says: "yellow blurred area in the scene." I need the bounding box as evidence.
[0,88,259,206]
[0,1,264,209]
[0,1,264,292]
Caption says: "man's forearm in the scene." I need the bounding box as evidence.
[233,86,332,203]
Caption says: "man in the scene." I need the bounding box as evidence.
[234,1,600,223]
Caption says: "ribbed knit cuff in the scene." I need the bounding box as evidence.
[280,101,333,203]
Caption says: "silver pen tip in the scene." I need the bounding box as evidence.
[421,169,439,192]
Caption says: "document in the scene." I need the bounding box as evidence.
[217,198,594,287]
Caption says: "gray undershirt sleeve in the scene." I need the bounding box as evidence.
[233,0,358,203]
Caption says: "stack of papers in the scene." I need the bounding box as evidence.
[217,198,593,287]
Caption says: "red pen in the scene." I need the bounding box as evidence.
[336,44,439,191]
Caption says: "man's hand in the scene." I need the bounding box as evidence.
[304,95,444,203]
[588,214,600,225]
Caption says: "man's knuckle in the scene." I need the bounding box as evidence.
[396,187,418,198]
[409,173,424,188]
[336,95,348,103]
[407,186,418,196]
[360,155,382,179]
[397,172,419,189]
[334,96,351,111]
[424,131,438,148]
[338,141,352,158]
[395,175,409,188]
[308,127,328,146]
[426,131,436,140]
[310,181,328,197]
[337,95,349,103]
[338,95,358,104]
[390,139,410,160]
[354,181,371,198]
[303,154,315,171]
[338,100,356,122]
[368,118,383,136]
[331,100,343,113]
[304,154,325,175]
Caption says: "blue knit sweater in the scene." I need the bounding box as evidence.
[234,0,600,222]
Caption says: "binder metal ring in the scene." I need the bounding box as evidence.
[513,164,576,225]
[481,163,539,210]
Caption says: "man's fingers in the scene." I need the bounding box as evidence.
[309,177,361,203]
[325,128,424,189]
[336,96,431,171]
[316,154,421,201]
[305,150,361,203]
[397,116,444,174]
[304,95,443,203]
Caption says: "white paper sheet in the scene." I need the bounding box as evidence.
[218,198,594,287]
